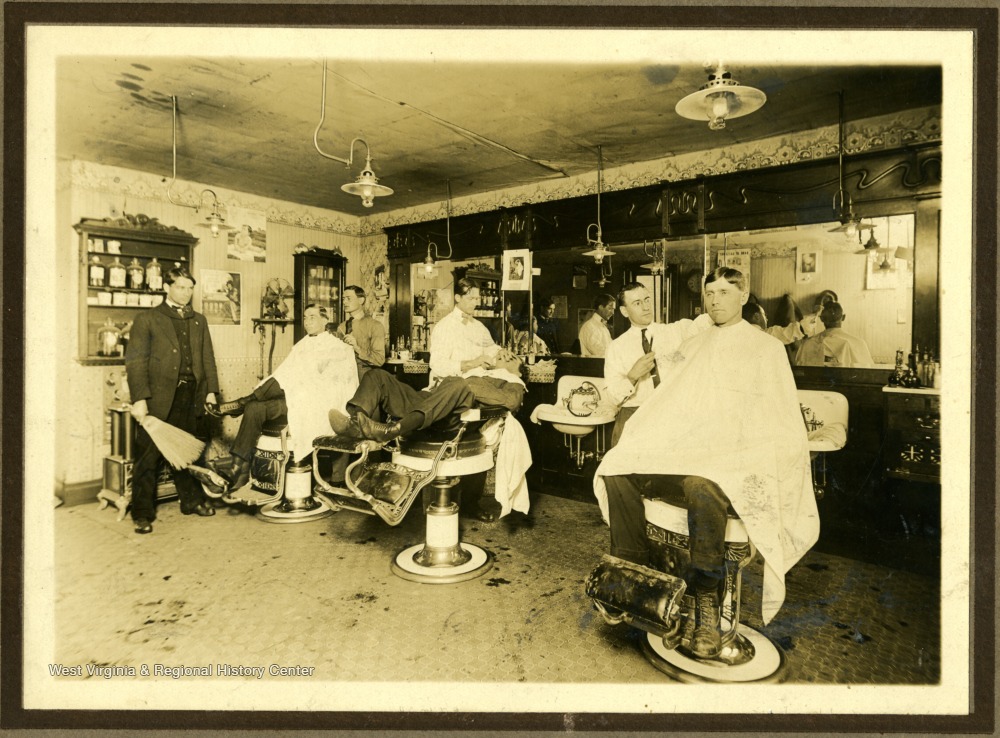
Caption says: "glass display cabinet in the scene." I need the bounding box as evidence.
[292,248,347,342]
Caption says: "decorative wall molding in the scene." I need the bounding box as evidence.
[67,159,363,236]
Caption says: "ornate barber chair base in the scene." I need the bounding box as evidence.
[586,499,788,684]
[251,427,336,523]
[312,407,504,584]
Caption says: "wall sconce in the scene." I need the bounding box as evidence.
[313,60,393,208]
[164,96,233,238]
[582,145,616,264]
[675,63,766,131]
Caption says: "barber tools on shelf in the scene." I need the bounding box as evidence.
[136,415,205,469]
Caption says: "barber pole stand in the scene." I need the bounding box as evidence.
[389,437,495,584]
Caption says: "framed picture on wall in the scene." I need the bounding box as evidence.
[201,269,242,325]
[226,206,267,262]
[796,246,821,283]
[501,249,531,291]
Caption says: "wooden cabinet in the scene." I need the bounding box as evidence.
[75,215,197,365]
[292,248,346,342]
[882,387,941,484]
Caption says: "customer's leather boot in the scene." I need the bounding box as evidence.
[690,588,723,659]
[206,395,252,418]
[357,413,403,443]
[328,410,364,440]
[227,455,251,492]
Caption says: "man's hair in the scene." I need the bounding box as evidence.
[742,302,767,330]
[344,285,366,302]
[817,289,839,306]
[455,277,479,297]
[820,301,844,326]
[594,293,616,310]
[704,266,747,292]
[304,303,329,320]
[164,266,196,286]
[617,281,646,307]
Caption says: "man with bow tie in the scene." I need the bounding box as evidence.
[578,293,616,357]
[125,266,221,534]
[337,285,386,378]
[207,304,359,491]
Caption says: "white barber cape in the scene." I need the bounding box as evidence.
[593,320,819,624]
[264,332,359,460]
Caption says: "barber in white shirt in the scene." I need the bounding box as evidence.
[604,281,713,446]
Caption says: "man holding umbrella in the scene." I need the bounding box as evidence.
[126,266,220,534]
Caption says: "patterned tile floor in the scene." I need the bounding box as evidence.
[53,490,939,686]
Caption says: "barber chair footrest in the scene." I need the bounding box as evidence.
[585,555,687,641]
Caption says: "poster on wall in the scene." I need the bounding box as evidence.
[717,247,752,282]
[501,249,531,291]
[200,269,242,325]
[795,246,821,283]
[226,206,267,262]
[372,264,389,321]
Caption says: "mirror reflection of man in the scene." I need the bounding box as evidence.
[535,297,560,354]
[578,293,616,357]
[603,282,713,447]
[793,301,875,368]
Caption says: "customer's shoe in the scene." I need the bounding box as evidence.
[690,588,723,659]
[134,518,153,534]
[328,410,364,440]
[181,502,216,517]
[226,456,251,492]
[205,395,251,418]
[357,413,403,443]
[475,495,502,523]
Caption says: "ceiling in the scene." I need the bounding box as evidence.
[56,57,941,214]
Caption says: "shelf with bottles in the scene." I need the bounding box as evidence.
[75,215,197,364]
[466,270,502,319]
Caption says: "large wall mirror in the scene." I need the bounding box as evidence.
[529,215,916,368]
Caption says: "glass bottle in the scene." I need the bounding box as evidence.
[146,258,163,291]
[107,256,127,288]
[88,256,106,287]
[127,258,145,290]
[887,349,905,386]
[97,317,120,357]
[900,352,921,388]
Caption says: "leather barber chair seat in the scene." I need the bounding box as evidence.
[312,405,508,584]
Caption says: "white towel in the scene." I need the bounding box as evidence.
[493,413,532,517]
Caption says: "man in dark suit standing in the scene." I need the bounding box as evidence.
[126,266,220,534]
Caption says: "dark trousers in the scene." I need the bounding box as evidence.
[347,370,476,430]
[131,379,205,521]
[604,473,732,581]
[231,377,287,461]
[464,376,525,413]
[610,405,639,448]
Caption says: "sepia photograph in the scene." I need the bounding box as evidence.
[8,4,993,734]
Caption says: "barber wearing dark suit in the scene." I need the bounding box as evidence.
[125,266,221,534]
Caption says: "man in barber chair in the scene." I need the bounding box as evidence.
[206,304,359,491]
[594,267,819,659]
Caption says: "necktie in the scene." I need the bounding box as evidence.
[345,317,353,335]
[641,328,660,387]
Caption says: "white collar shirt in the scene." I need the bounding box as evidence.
[579,312,613,357]
[428,307,503,384]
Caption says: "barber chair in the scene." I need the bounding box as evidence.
[586,390,849,682]
[311,405,508,584]
[192,417,336,523]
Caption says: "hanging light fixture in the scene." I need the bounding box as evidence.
[641,239,666,275]
[313,59,393,208]
[421,181,455,276]
[164,96,234,237]
[675,63,766,131]
[828,90,874,240]
[583,145,615,264]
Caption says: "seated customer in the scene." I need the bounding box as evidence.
[327,352,525,444]
[742,302,768,331]
[793,301,875,368]
[766,290,838,345]
[207,304,359,490]
[594,267,818,658]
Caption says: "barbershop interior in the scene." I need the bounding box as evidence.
[47,38,947,694]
